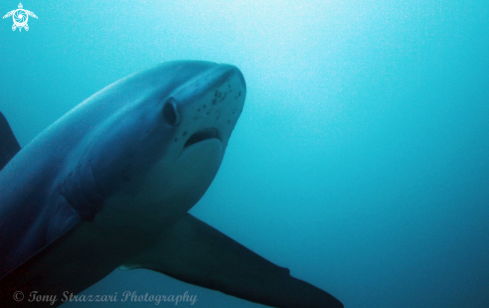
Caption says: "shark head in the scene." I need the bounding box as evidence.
[126,62,247,214]
[59,61,246,221]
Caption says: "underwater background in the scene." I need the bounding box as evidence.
[1,1,488,307]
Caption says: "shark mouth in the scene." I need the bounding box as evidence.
[184,128,220,148]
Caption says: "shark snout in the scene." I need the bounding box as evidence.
[172,63,246,151]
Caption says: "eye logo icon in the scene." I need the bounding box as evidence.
[3,3,38,32]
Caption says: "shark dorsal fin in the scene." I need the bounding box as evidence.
[0,112,21,171]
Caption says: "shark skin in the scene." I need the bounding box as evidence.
[0,61,343,308]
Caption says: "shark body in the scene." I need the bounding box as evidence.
[0,61,343,308]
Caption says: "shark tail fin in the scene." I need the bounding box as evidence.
[0,112,21,171]
[122,213,343,308]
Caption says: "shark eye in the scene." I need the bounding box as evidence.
[163,99,180,126]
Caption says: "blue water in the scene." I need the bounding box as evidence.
[1,1,489,307]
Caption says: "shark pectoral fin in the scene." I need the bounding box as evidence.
[122,213,343,308]
[0,112,21,171]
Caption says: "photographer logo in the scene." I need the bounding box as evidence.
[3,3,38,32]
